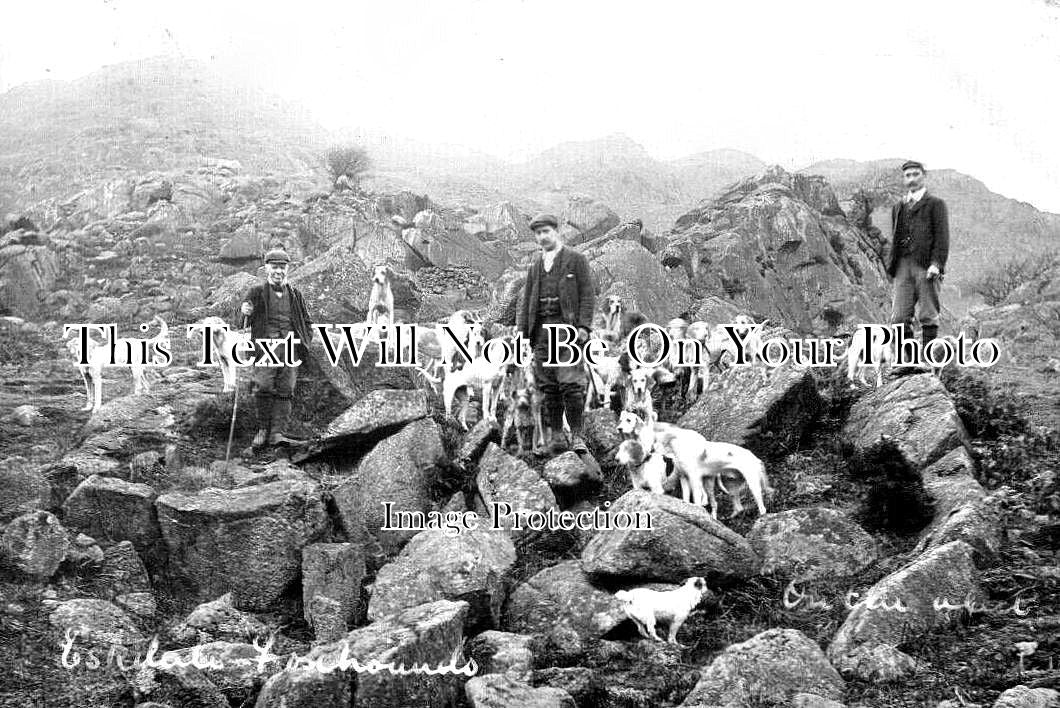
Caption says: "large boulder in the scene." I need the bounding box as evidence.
[680,628,844,706]
[155,479,328,610]
[504,560,627,658]
[331,417,448,569]
[747,507,878,581]
[992,686,1060,708]
[827,540,979,680]
[368,525,516,631]
[1,510,69,577]
[580,490,759,583]
[665,166,889,334]
[62,475,162,553]
[286,234,375,322]
[562,196,621,246]
[915,448,1002,563]
[679,364,822,458]
[467,630,535,677]
[254,600,470,708]
[842,373,972,470]
[169,593,270,645]
[580,240,691,325]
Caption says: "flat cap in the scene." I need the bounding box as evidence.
[529,213,559,231]
[900,160,925,172]
[263,248,291,264]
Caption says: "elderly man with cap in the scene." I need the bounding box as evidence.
[886,160,950,362]
[516,213,596,455]
[238,246,315,448]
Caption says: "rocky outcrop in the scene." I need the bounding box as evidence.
[474,444,558,537]
[842,373,972,470]
[293,389,429,462]
[580,491,760,583]
[581,240,691,326]
[155,479,328,610]
[0,457,51,522]
[665,166,889,334]
[679,364,822,458]
[681,628,844,706]
[0,240,59,318]
[49,598,145,646]
[467,631,534,677]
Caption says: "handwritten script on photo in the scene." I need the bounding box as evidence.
[781,581,1033,616]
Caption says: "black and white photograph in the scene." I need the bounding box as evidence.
[0,1,1058,706]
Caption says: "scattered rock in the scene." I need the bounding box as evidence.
[130,661,228,708]
[1,510,70,577]
[465,673,576,708]
[10,404,43,426]
[85,541,151,597]
[49,598,144,646]
[680,628,844,706]
[748,507,878,581]
[580,490,760,583]
[468,631,534,677]
[0,457,51,522]
[255,600,470,708]
[542,452,600,491]
[993,685,1060,708]
[65,532,104,566]
[170,593,270,645]
[294,388,430,462]
[369,525,516,631]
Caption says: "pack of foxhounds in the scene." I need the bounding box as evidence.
[65,269,914,646]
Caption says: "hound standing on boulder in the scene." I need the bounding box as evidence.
[238,247,315,448]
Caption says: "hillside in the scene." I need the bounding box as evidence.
[0,56,332,215]
[801,158,1060,309]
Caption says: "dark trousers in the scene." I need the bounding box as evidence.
[252,363,298,433]
[890,255,941,338]
[532,322,586,437]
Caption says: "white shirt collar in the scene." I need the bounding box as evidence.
[905,187,926,204]
[542,244,563,268]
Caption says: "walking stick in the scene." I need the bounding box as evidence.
[223,315,249,471]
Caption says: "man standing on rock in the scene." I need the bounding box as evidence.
[887,160,949,362]
[516,213,596,455]
[238,247,314,448]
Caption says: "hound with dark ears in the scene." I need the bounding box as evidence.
[614,577,712,644]
[366,264,395,327]
[64,316,172,412]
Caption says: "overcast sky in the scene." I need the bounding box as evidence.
[3,0,1060,212]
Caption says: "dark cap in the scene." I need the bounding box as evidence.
[529,213,559,231]
[263,248,291,264]
[900,160,925,172]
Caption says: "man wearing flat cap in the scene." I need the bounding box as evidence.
[516,213,596,455]
[887,160,949,359]
[238,245,315,448]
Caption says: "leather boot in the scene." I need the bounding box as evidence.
[547,401,568,454]
[563,388,588,454]
[268,396,295,445]
[252,394,273,448]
